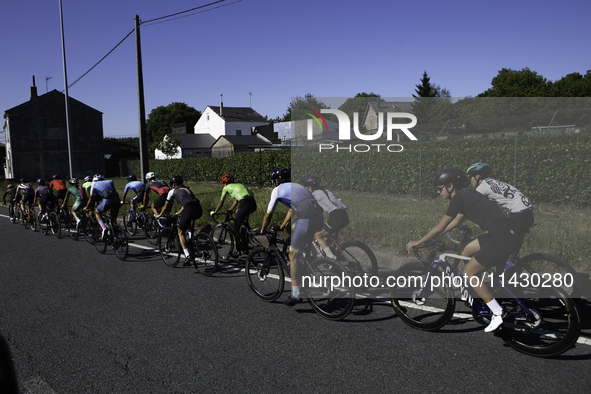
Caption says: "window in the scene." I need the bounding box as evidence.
[236,130,242,136]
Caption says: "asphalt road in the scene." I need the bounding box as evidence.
[1,206,590,393]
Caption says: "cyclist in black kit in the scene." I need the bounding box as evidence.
[155,175,203,265]
[406,168,524,333]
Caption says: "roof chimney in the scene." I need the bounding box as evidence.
[31,75,38,99]
[220,94,223,116]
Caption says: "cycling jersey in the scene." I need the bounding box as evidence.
[124,181,146,195]
[82,181,93,194]
[90,180,118,199]
[311,189,346,214]
[49,179,66,191]
[17,183,34,195]
[445,190,507,231]
[166,187,199,207]
[267,183,323,219]
[35,185,52,198]
[146,180,170,195]
[65,185,87,201]
[476,178,532,213]
[3,187,16,203]
[220,183,254,201]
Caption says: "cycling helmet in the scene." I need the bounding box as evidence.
[83,175,92,183]
[170,175,183,186]
[221,174,234,186]
[93,174,105,182]
[433,168,469,188]
[145,172,156,181]
[303,175,320,188]
[7,184,14,189]
[19,178,27,183]
[69,178,78,185]
[270,167,291,183]
[127,174,137,182]
[466,163,492,179]
[37,179,46,186]
[52,174,60,180]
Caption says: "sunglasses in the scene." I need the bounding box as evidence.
[435,185,445,192]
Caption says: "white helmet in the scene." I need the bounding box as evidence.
[145,172,156,181]
[93,174,105,182]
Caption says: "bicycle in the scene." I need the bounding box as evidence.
[92,214,129,260]
[122,203,158,242]
[391,248,581,357]
[158,215,219,275]
[80,211,98,244]
[17,204,37,232]
[37,208,60,238]
[210,211,263,260]
[417,223,582,301]
[245,225,355,321]
[308,233,379,276]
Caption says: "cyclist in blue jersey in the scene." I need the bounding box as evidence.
[406,168,524,333]
[85,174,121,237]
[260,167,324,306]
[155,175,203,265]
[121,174,146,212]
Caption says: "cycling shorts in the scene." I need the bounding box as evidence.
[152,193,167,209]
[55,189,67,201]
[235,198,257,229]
[178,201,202,232]
[131,192,144,205]
[290,215,323,253]
[39,194,57,210]
[323,209,349,234]
[97,195,121,218]
[72,199,87,212]
[21,194,34,205]
[475,219,524,270]
[509,209,534,234]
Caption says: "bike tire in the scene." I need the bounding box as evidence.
[211,223,236,260]
[29,209,38,232]
[20,208,28,229]
[112,224,129,261]
[14,207,23,227]
[144,213,159,245]
[305,257,355,321]
[245,247,285,302]
[123,210,138,236]
[159,229,181,267]
[93,223,107,254]
[391,262,456,331]
[50,212,61,238]
[83,217,95,244]
[338,240,379,276]
[192,232,219,276]
[38,212,49,235]
[514,253,581,302]
[499,287,581,357]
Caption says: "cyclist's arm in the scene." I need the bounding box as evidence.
[280,209,291,231]
[155,200,172,218]
[213,199,224,214]
[260,211,273,234]
[228,199,238,213]
[406,214,454,254]
[441,213,465,235]
[61,194,70,209]
[121,191,128,204]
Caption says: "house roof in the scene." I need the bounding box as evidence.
[206,106,268,123]
[215,134,272,147]
[4,89,103,116]
[366,100,413,115]
[176,133,217,149]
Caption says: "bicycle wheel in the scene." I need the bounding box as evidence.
[211,223,236,260]
[192,232,219,276]
[14,207,23,226]
[245,247,285,301]
[29,209,38,232]
[144,213,159,245]
[159,228,181,267]
[83,217,95,244]
[93,223,107,254]
[38,212,49,235]
[305,257,355,321]
[338,240,379,276]
[123,210,138,236]
[112,224,129,261]
[391,262,456,331]
[50,212,61,238]
[20,208,28,229]
[499,287,581,357]
[514,253,581,301]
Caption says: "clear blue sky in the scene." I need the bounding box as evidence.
[2,0,590,138]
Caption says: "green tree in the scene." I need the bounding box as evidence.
[146,102,201,152]
[280,93,331,122]
[158,133,182,159]
[411,71,441,124]
[478,67,550,97]
[550,70,591,97]
[338,92,381,123]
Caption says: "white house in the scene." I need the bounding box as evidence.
[194,104,269,139]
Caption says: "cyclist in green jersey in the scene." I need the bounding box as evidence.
[211,174,257,253]
[61,178,88,227]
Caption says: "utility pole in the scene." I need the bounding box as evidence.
[59,0,73,179]
[135,15,149,179]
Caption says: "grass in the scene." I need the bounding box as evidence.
[2,178,589,271]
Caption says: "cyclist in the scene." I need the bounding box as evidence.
[466,163,534,234]
[61,178,88,228]
[85,174,121,238]
[49,174,67,204]
[155,175,202,265]
[15,178,35,214]
[82,176,93,195]
[34,179,57,217]
[304,175,349,259]
[121,174,146,213]
[211,174,257,254]
[143,172,170,216]
[2,184,17,223]
[406,168,524,333]
[260,167,324,306]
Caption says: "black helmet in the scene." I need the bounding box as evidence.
[52,174,60,180]
[69,178,78,185]
[466,163,492,178]
[303,175,320,188]
[270,167,291,183]
[433,168,469,188]
[19,178,27,183]
[127,174,137,182]
[37,179,46,186]
[170,175,183,186]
